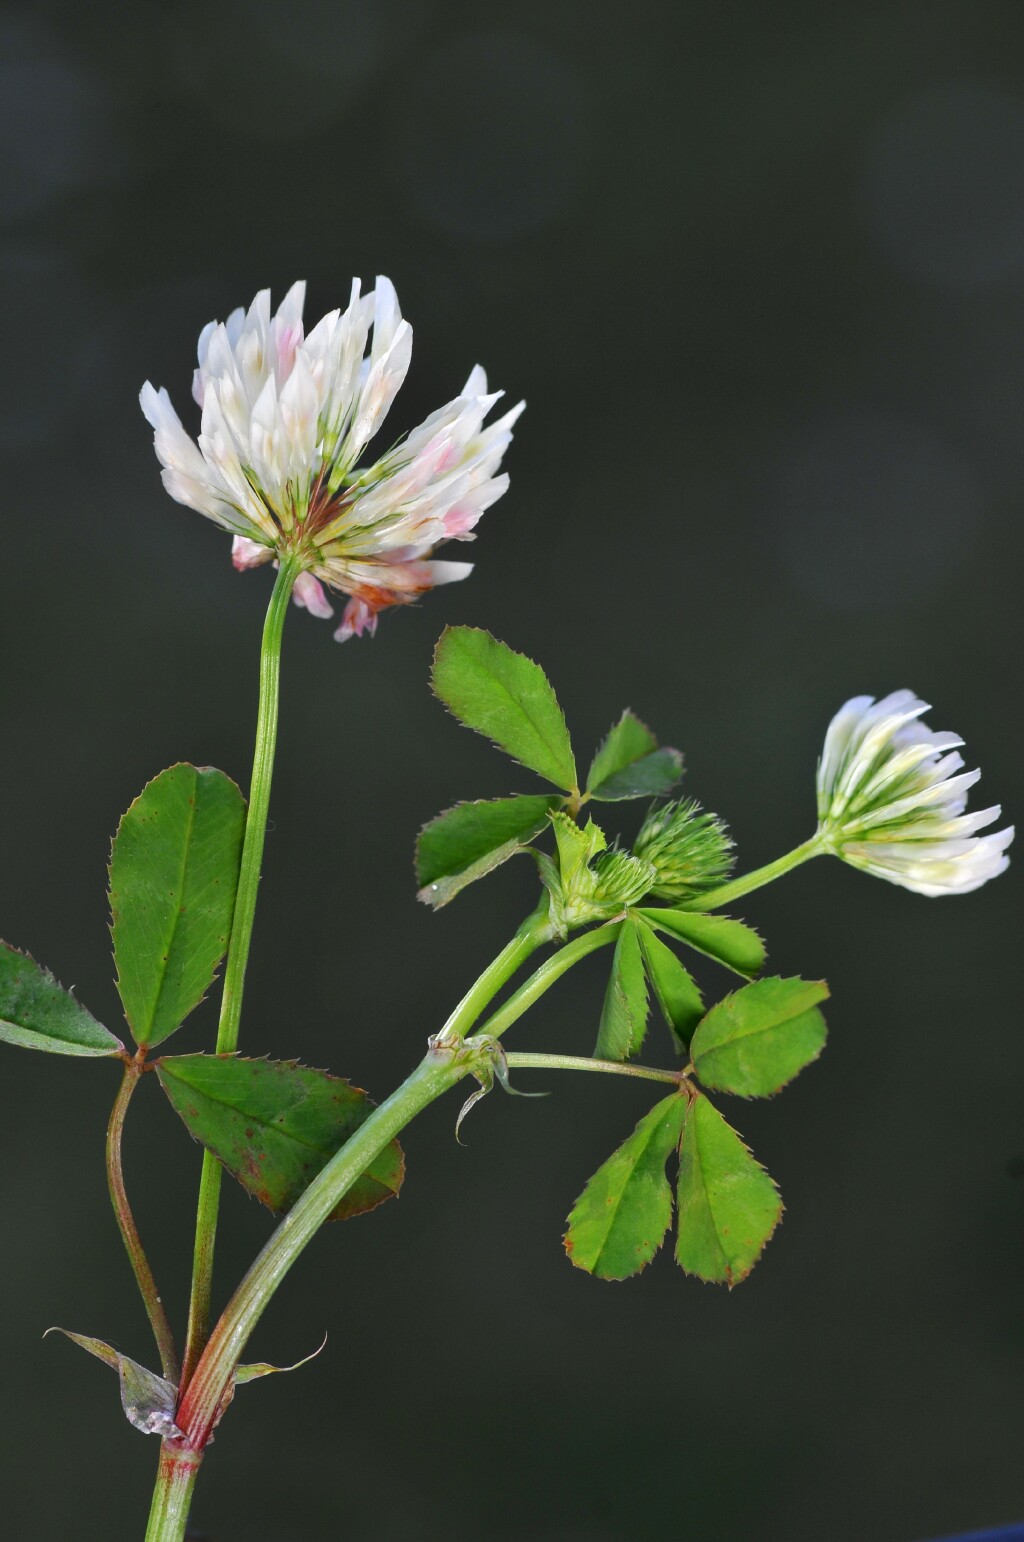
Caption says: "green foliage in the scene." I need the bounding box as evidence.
[564,1093,687,1279]
[432,627,578,791]
[0,941,122,1056]
[633,799,734,900]
[586,711,683,801]
[416,794,561,907]
[675,1093,782,1285]
[595,917,649,1060]
[156,1054,404,1220]
[636,923,704,1053]
[691,977,829,1097]
[638,908,765,977]
[110,764,246,1049]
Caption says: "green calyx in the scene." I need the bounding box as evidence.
[542,812,656,932]
[633,798,734,902]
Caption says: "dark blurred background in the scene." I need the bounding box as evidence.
[1,2,1022,1538]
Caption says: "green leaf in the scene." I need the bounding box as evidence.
[0,942,122,1057]
[636,924,704,1053]
[587,712,683,801]
[564,1093,687,1279]
[432,627,578,791]
[595,917,649,1060]
[691,977,829,1097]
[110,764,246,1049]
[675,1094,782,1285]
[416,794,560,907]
[638,908,765,978]
[156,1054,404,1221]
[45,1329,180,1438]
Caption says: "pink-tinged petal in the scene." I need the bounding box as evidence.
[443,505,482,538]
[334,595,380,643]
[292,572,334,620]
[232,535,272,571]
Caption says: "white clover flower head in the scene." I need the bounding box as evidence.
[140,279,523,641]
[815,690,1013,896]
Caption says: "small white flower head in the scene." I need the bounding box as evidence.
[140,279,523,640]
[815,690,1013,896]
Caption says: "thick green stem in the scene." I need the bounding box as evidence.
[474,919,623,1041]
[688,835,823,912]
[106,1061,179,1383]
[175,914,622,1443]
[504,1050,683,1087]
[176,1048,468,1449]
[182,557,301,1387]
[144,1441,202,1542]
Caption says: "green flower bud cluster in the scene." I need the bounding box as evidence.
[632,799,734,901]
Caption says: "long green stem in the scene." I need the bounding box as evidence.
[176,1048,468,1448]
[106,1062,179,1383]
[144,1442,202,1542]
[432,899,555,1047]
[174,915,622,1443]
[689,835,822,912]
[504,1050,683,1086]
[474,919,622,1041]
[181,557,301,1387]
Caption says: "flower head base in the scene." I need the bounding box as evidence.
[140,279,522,640]
[815,691,1013,896]
[633,799,735,901]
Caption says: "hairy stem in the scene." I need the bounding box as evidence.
[106,1060,178,1383]
[504,1050,684,1086]
[688,835,823,911]
[182,556,301,1387]
[144,1441,203,1542]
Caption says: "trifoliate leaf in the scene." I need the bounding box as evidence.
[638,908,765,978]
[636,923,704,1053]
[432,627,578,791]
[690,977,829,1097]
[564,1093,687,1279]
[110,764,246,1048]
[586,711,684,801]
[0,942,123,1057]
[595,916,649,1060]
[416,794,561,907]
[156,1055,404,1221]
[675,1094,782,1285]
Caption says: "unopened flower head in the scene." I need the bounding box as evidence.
[633,799,735,901]
[815,690,1013,896]
[140,279,522,640]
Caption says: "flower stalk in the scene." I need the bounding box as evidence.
[687,836,823,912]
[181,554,301,1386]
